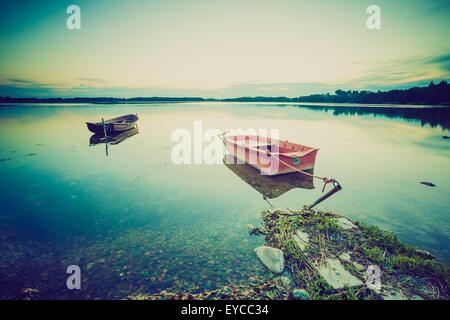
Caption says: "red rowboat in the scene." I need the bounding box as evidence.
[224,135,319,176]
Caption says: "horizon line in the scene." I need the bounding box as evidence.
[1,80,449,102]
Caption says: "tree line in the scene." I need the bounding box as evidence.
[295,81,450,105]
[1,81,449,105]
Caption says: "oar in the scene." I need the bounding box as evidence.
[102,118,109,156]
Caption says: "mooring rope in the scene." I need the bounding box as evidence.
[268,152,340,193]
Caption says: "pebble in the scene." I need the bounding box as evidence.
[290,289,310,300]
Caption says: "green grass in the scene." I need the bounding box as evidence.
[316,216,340,232]
[361,245,385,264]
[388,254,449,282]
[359,224,401,248]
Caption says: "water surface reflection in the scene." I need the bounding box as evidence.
[0,102,448,299]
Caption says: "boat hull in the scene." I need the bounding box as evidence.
[86,114,139,134]
[225,135,318,176]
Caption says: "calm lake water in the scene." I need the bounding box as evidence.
[0,103,449,299]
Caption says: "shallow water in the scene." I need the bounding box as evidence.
[0,103,449,299]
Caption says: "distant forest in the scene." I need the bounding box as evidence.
[1,81,449,105]
[295,80,450,105]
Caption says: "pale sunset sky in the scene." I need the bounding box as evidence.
[0,0,449,97]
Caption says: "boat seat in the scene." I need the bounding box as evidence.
[281,150,314,158]
[237,141,275,149]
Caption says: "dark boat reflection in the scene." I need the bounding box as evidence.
[89,127,139,146]
[223,155,314,199]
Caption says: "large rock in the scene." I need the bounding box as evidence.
[254,246,285,273]
[317,258,363,289]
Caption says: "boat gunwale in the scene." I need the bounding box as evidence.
[224,135,319,158]
[86,114,138,126]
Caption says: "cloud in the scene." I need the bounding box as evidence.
[426,1,450,15]
[218,81,339,97]
[426,54,450,71]
[0,77,68,97]
[6,78,37,84]
[0,84,57,97]
[335,53,450,91]
[1,52,449,98]
[76,77,107,84]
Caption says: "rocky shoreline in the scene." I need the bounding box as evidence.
[130,207,449,300]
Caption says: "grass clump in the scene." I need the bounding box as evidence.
[361,245,385,264]
[388,254,449,283]
[316,216,340,232]
[359,223,401,249]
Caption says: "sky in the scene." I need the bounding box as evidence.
[0,0,449,98]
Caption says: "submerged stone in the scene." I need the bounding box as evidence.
[290,289,310,300]
[292,229,309,251]
[254,246,285,273]
[420,181,436,187]
[317,258,363,289]
[335,217,357,230]
[247,224,265,236]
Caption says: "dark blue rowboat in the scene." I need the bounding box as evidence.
[86,114,138,134]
